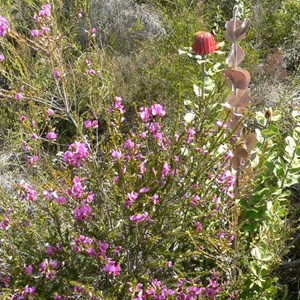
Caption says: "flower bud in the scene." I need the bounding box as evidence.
[265,107,273,120]
[192,31,218,56]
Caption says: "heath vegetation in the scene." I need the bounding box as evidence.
[0,1,300,299]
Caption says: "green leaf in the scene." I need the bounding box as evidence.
[204,77,215,91]
[293,127,300,140]
[251,246,262,260]
[255,128,263,144]
[273,165,285,179]
[193,84,200,97]
[285,136,296,156]
[184,112,195,123]
[256,111,267,127]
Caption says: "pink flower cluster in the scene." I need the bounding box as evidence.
[11,285,36,300]
[161,161,172,178]
[38,258,58,280]
[137,104,169,149]
[109,96,126,114]
[43,190,66,205]
[0,16,8,37]
[73,204,92,222]
[84,119,98,129]
[125,191,138,207]
[73,235,121,276]
[31,4,52,37]
[138,104,166,122]
[46,131,57,141]
[129,212,152,224]
[19,181,38,202]
[63,141,89,167]
[0,218,10,230]
[103,260,121,276]
[128,277,221,300]
[39,4,52,18]
[66,176,84,199]
[28,154,39,167]
[216,169,235,198]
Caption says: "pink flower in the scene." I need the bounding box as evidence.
[55,196,66,204]
[15,93,23,100]
[0,54,4,61]
[111,96,125,114]
[53,69,60,79]
[124,139,135,150]
[66,176,84,198]
[129,212,151,224]
[191,195,200,206]
[139,187,150,193]
[112,176,119,184]
[74,204,92,221]
[91,120,98,128]
[21,285,36,297]
[111,149,123,160]
[152,194,160,204]
[84,119,98,129]
[216,120,227,129]
[45,245,56,256]
[22,141,30,151]
[28,155,39,166]
[196,222,202,233]
[19,181,38,202]
[77,9,83,18]
[0,218,10,230]
[89,69,96,75]
[84,120,92,128]
[20,115,27,122]
[39,261,47,273]
[151,104,166,117]
[39,4,52,18]
[46,131,57,141]
[186,128,196,144]
[47,108,54,116]
[41,26,50,34]
[90,27,97,36]
[125,191,138,207]
[46,271,56,280]
[161,162,171,178]
[63,141,89,167]
[138,107,151,122]
[49,260,58,268]
[86,192,94,203]
[24,265,33,275]
[31,133,38,139]
[139,162,147,174]
[225,150,234,159]
[167,261,173,267]
[31,29,40,37]
[103,261,121,276]
[0,16,9,37]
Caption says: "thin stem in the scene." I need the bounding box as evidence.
[201,55,206,104]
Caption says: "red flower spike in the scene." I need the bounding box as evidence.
[192,31,218,56]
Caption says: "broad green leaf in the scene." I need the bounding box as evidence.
[193,84,200,97]
[256,111,267,127]
[285,136,296,156]
[293,127,300,140]
[255,128,263,143]
[251,246,262,260]
[184,112,195,123]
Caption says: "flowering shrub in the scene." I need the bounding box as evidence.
[0,2,299,299]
